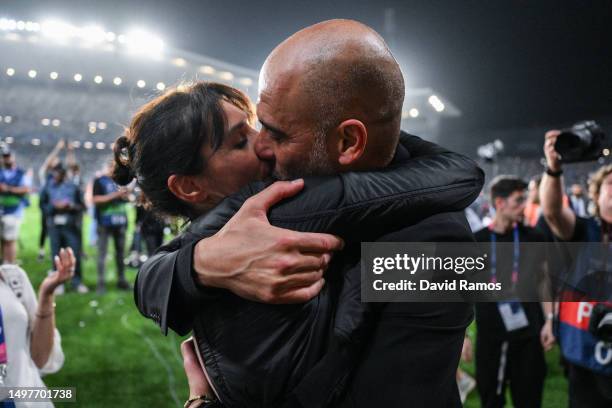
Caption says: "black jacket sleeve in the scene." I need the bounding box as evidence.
[134,133,485,335]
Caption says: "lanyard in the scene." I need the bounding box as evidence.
[0,307,7,385]
[490,224,520,289]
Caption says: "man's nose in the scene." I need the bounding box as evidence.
[254,132,275,161]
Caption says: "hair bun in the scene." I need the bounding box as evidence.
[111,135,135,185]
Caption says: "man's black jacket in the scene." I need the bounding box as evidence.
[135,133,484,407]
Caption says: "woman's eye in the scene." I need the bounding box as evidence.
[234,137,248,149]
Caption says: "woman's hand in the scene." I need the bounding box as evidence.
[540,319,556,352]
[39,247,75,299]
[181,337,213,404]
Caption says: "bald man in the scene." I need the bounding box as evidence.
[255,20,405,180]
[136,20,482,407]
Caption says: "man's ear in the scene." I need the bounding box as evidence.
[167,174,208,204]
[494,197,505,211]
[336,119,367,166]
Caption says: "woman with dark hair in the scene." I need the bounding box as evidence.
[112,82,269,219]
[112,81,483,407]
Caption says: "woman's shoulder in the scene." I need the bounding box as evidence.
[0,264,30,295]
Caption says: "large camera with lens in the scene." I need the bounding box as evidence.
[589,303,612,345]
[554,120,608,163]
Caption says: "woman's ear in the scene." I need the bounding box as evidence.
[336,119,367,166]
[167,174,209,204]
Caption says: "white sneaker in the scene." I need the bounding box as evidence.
[54,283,65,296]
[458,372,476,403]
[76,283,90,294]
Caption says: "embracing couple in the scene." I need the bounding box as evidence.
[114,19,484,407]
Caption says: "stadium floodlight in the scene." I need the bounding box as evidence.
[71,140,81,148]
[74,73,82,82]
[199,65,215,75]
[96,142,106,150]
[80,25,106,44]
[409,108,419,118]
[31,138,41,146]
[136,80,146,88]
[28,69,37,78]
[428,95,445,112]
[218,71,234,81]
[113,77,122,86]
[156,82,165,91]
[94,75,103,84]
[49,71,58,80]
[4,116,12,124]
[172,58,187,67]
[98,122,107,130]
[16,21,25,31]
[6,68,15,76]
[25,21,39,32]
[41,118,50,126]
[52,119,61,127]
[89,126,96,134]
[41,19,76,40]
[117,34,126,44]
[238,77,253,86]
[105,31,116,42]
[0,18,11,30]
[5,137,13,144]
[604,148,611,157]
[83,141,93,149]
[124,29,164,56]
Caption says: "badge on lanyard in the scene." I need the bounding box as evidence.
[491,225,530,332]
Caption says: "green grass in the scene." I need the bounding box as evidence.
[21,198,189,407]
[18,196,568,407]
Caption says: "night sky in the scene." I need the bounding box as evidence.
[2,0,611,132]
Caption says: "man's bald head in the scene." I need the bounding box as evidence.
[256,19,405,178]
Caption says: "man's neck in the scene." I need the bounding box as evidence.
[490,215,514,234]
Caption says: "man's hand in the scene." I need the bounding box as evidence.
[540,319,556,352]
[194,179,344,304]
[543,130,562,172]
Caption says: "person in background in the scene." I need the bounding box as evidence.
[0,248,74,407]
[457,333,477,404]
[41,164,87,294]
[37,140,65,262]
[0,148,30,264]
[92,166,130,294]
[524,175,542,227]
[540,129,612,407]
[472,175,555,408]
[568,183,588,218]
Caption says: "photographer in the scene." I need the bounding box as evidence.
[541,129,612,407]
[92,166,130,294]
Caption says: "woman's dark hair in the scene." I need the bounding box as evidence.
[111,81,254,219]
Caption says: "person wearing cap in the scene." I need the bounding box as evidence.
[40,164,87,294]
[0,148,30,264]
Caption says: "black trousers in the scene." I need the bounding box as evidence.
[476,334,546,408]
[568,363,612,408]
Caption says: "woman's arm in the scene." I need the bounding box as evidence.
[30,248,74,368]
